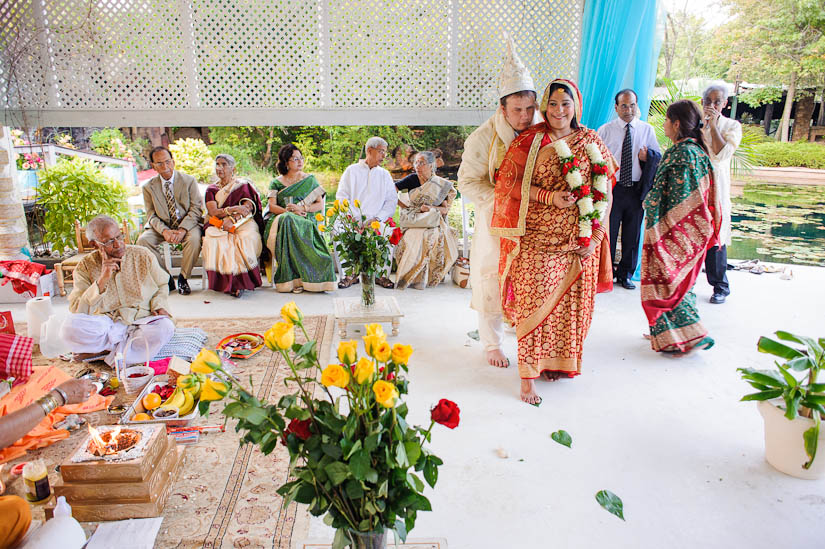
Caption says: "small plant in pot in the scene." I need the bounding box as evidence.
[738,331,825,479]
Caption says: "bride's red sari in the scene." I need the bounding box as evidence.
[491,107,616,379]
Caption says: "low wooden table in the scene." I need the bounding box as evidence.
[333,296,403,337]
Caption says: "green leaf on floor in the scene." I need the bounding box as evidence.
[595,490,625,521]
[467,330,479,341]
[551,429,572,448]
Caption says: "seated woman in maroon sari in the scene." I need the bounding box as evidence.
[491,79,617,405]
[202,154,264,298]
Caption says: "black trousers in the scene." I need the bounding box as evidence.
[705,245,730,295]
[609,184,644,280]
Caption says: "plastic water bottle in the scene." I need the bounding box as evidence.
[20,496,86,548]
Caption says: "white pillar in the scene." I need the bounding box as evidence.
[0,127,30,260]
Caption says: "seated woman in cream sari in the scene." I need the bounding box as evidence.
[394,151,459,290]
[202,154,264,298]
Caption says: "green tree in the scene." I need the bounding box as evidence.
[716,0,825,141]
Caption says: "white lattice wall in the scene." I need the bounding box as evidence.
[1,0,582,126]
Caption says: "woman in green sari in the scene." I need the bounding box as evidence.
[264,144,336,293]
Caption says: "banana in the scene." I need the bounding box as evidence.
[161,387,185,410]
[178,390,195,416]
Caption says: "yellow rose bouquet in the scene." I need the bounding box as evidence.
[197,305,455,548]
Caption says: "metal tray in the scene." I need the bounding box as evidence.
[119,374,199,428]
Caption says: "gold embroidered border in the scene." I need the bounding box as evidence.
[489,132,544,237]
[520,357,581,378]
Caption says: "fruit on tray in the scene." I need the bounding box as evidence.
[150,384,175,401]
[133,412,152,421]
[161,387,186,411]
[142,393,162,411]
[177,390,195,416]
[177,373,206,400]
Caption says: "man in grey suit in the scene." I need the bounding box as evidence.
[137,146,203,295]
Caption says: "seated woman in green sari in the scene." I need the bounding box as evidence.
[264,144,336,293]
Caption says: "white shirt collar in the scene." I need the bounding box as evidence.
[161,171,175,186]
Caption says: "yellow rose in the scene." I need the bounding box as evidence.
[199,378,229,401]
[265,321,295,351]
[362,333,386,358]
[391,343,413,365]
[365,323,385,337]
[318,224,327,232]
[333,199,340,209]
[190,348,221,374]
[281,301,302,324]
[370,221,381,231]
[354,357,375,384]
[374,341,391,362]
[353,199,361,208]
[342,199,350,209]
[326,208,335,217]
[321,363,350,388]
[315,213,324,222]
[337,340,358,365]
[372,380,398,408]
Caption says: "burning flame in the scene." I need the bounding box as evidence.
[88,424,107,452]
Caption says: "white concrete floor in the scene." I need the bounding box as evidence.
[8,264,825,548]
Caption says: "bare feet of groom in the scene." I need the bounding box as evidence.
[486,348,509,368]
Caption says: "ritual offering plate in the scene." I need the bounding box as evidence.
[216,332,265,359]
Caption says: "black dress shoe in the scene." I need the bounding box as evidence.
[177,274,191,295]
[168,276,176,292]
[710,292,726,304]
[621,278,636,290]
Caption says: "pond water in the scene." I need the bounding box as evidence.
[730,183,825,266]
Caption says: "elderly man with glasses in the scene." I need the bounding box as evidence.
[61,215,175,365]
[701,84,742,304]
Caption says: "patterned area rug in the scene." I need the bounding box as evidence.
[10,315,332,549]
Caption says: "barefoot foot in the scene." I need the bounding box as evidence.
[540,371,563,381]
[486,349,509,368]
[520,379,541,405]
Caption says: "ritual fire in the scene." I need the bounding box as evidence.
[86,425,141,456]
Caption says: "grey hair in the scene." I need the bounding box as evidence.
[86,215,118,242]
[215,153,236,169]
[364,136,388,155]
[702,85,728,102]
[415,151,437,173]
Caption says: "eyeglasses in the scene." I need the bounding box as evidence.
[703,99,724,106]
[289,156,303,163]
[100,233,125,247]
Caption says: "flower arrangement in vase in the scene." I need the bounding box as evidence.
[319,199,401,308]
[193,302,458,548]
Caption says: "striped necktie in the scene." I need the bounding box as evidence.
[164,180,180,229]
[619,123,633,187]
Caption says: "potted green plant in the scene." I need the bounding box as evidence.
[321,199,401,308]
[192,302,458,548]
[738,331,825,479]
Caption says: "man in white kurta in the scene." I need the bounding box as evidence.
[701,85,742,304]
[457,39,539,368]
[335,137,399,288]
[62,215,175,366]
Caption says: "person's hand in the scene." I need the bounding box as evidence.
[152,308,171,317]
[163,228,184,244]
[419,204,432,212]
[553,191,577,209]
[638,146,648,163]
[55,379,95,405]
[574,240,597,259]
[96,247,121,288]
[222,217,235,232]
[703,106,720,128]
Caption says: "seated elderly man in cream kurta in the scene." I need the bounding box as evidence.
[61,215,175,365]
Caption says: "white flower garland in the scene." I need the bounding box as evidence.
[551,140,610,246]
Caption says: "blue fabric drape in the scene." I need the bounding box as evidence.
[578,0,663,129]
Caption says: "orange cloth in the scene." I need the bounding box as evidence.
[0,495,32,548]
[0,366,114,464]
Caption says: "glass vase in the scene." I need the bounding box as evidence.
[360,272,375,309]
[347,528,387,549]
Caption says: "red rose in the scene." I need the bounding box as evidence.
[386,217,396,228]
[579,184,591,197]
[431,399,460,429]
[592,163,607,175]
[593,190,605,201]
[389,227,402,245]
[577,236,591,247]
[285,418,312,441]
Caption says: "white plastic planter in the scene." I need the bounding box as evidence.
[758,400,825,480]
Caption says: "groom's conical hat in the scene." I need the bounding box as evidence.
[499,34,535,99]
